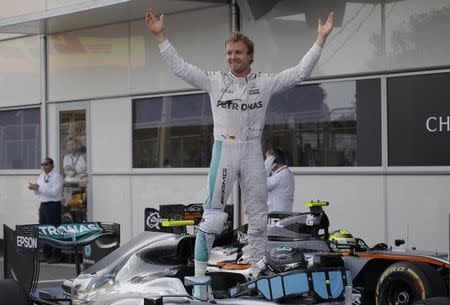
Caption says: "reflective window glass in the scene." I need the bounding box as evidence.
[0,108,40,169]
[133,94,213,168]
[241,1,382,77]
[263,79,381,166]
[388,72,450,166]
[133,79,381,168]
[59,109,88,223]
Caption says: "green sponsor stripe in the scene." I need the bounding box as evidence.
[205,140,223,209]
[194,230,209,262]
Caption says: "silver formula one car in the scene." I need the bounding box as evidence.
[61,202,448,305]
[60,202,351,305]
[2,202,448,305]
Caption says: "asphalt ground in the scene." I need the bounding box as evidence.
[0,256,77,298]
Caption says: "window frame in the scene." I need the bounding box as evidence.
[0,105,41,172]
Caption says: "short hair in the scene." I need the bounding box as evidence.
[272,147,288,165]
[44,157,54,165]
[225,32,254,62]
[67,137,81,149]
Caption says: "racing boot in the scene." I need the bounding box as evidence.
[249,258,266,280]
[192,285,208,301]
[185,276,212,301]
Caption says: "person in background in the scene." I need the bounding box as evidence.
[63,137,87,184]
[265,147,295,213]
[28,157,64,263]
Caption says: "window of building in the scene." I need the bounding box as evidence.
[133,94,213,168]
[59,109,88,223]
[263,79,381,166]
[0,108,40,169]
[388,72,450,166]
[132,79,381,168]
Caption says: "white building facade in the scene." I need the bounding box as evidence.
[0,0,449,251]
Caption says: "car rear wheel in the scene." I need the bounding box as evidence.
[375,261,446,305]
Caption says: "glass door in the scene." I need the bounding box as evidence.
[58,106,89,223]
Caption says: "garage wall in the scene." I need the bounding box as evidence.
[0,175,40,236]
[385,0,450,71]
[0,1,45,19]
[0,35,41,108]
[3,172,447,252]
[46,5,230,102]
[94,173,449,252]
[292,174,386,247]
[243,0,450,77]
[387,175,450,252]
[91,97,131,173]
[242,1,382,77]
[0,0,94,18]
[91,175,132,243]
[46,0,92,10]
[130,5,230,94]
[46,103,59,166]
[47,22,131,102]
[291,173,449,252]
[89,96,132,241]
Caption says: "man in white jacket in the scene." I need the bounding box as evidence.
[28,157,64,263]
[265,147,295,213]
[145,7,334,291]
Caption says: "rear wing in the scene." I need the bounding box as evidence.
[144,203,234,235]
[3,222,120,296]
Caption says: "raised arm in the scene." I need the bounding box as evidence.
[270,12,335,95]
[315,11,335,48]
[145,8,166,43]
[145,8,212,92]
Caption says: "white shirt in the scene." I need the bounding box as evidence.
[267,165,295,213]
[159,40,321,143]
[34,169,64,202]
[63,153,87,181]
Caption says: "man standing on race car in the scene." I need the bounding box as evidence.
[145,7,334,284]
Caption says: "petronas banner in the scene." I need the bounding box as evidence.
[37,222,103,240]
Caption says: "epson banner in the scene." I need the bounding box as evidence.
[388,72,450,166]
[16,235,38,249]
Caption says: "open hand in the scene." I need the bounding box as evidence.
[317,12,335,47]
[146,8,165,38]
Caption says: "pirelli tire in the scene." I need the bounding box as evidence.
[375,261,447,305]
[412,297,450,305]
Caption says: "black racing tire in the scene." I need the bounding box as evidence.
[412,297,450,305]
[376,261,447,305]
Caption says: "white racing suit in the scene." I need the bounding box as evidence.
[158,39,321,274]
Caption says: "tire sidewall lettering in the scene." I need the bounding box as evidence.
[375,263,426,305]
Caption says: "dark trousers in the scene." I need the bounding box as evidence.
[39,201,62,258]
